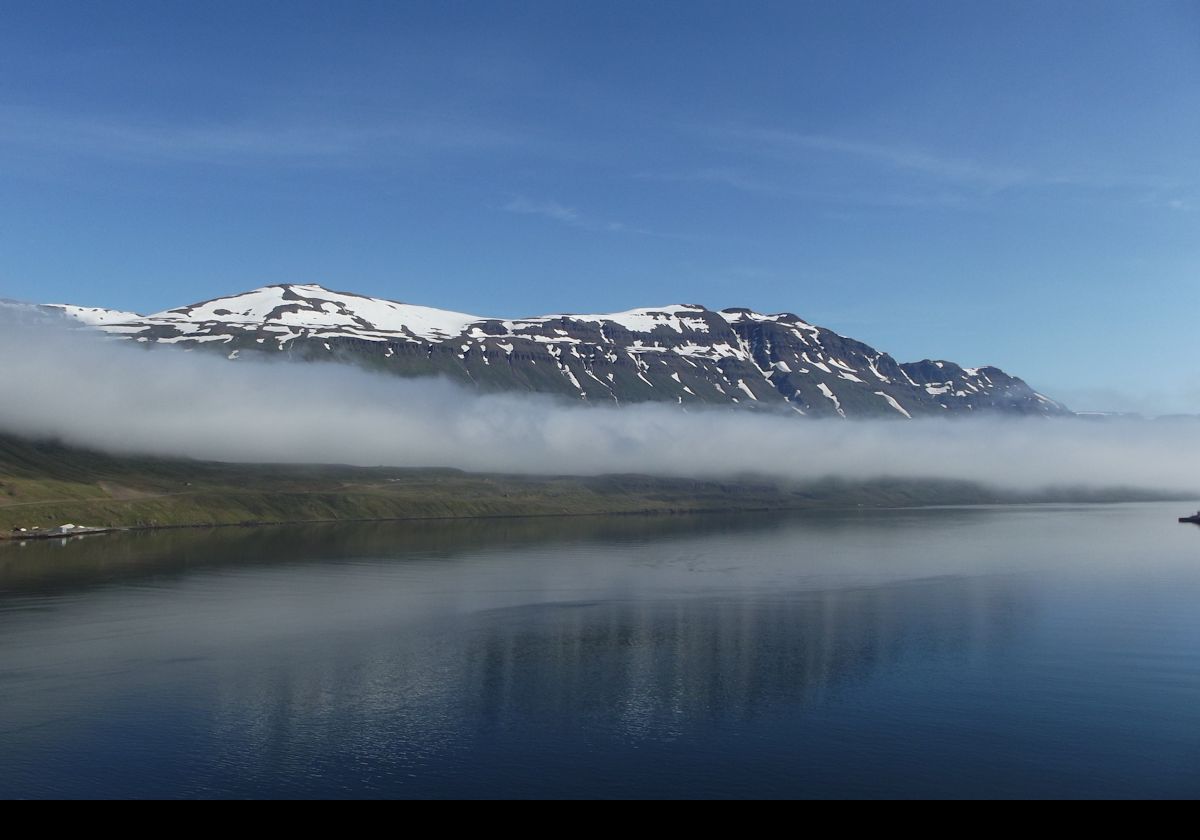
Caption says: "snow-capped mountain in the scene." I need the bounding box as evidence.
[31,284,1068,419]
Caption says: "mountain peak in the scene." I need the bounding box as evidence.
[30,283,1069,420]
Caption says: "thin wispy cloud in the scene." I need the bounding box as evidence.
[0,105,533,167]
[639,124,1198,216]
[641,167,785,195]
[709,126,1032,191]
[502,194,683,239]
[503,196,583,225]
[1138,191,1195,213]
[690,125,1197,199]
[636,167,968,209]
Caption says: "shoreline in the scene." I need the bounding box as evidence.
[5,495,1198,545]
[0,502,830,543]
[3,430,1194,542]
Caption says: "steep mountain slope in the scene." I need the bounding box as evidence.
[34,284,1067,418]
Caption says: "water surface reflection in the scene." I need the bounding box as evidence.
[2,504,1199,798]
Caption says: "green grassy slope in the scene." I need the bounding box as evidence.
[0,432,1183,535]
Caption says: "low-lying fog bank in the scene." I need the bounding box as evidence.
[2,327,1196,493]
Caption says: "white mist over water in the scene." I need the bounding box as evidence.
[0,326,1196,492]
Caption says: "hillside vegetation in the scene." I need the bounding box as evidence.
[0,432,1179,535]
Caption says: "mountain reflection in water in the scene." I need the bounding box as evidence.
[2,504,1198,798]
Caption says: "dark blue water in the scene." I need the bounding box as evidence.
[2,503,1199,798]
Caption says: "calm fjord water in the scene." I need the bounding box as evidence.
[1,503,1199,799]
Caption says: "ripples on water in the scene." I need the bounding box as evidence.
[1,504,1199,798]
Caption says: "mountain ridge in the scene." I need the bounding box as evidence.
[26,283,1068,419]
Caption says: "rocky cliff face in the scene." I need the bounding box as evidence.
[34,283,1068,419]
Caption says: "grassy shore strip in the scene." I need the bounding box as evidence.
[1,475,1184,539]
[0,478,1016,534]
[0,432,1187,537]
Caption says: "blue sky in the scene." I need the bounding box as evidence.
[1,1,1197,412]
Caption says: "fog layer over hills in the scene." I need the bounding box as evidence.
[0,325,1195,493]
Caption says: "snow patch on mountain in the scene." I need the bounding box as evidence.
[21,283,1069,420]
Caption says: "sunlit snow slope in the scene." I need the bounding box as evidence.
[33,284,1068,419]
